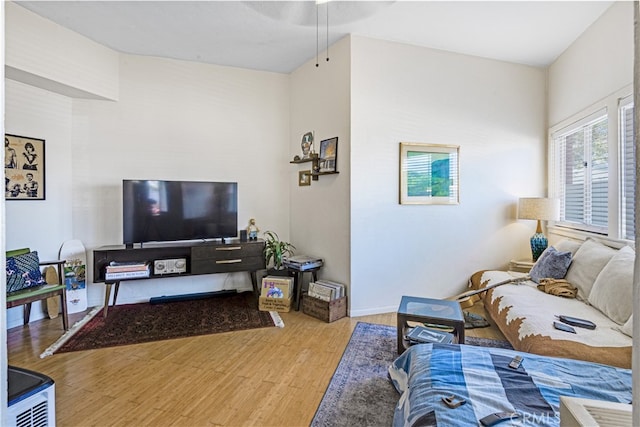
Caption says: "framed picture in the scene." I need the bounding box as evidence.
[298,170,311,186]
[318,137,338,173]
[399,142,459,205]
[5,134,45,200]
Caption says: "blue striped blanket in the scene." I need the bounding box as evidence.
[389,344,631,426]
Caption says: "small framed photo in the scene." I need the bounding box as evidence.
[298,170,311,186]
[399,142,459,205]
[318,137,338,173]
[5,134,45,200]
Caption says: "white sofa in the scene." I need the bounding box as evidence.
[473,237,633,368]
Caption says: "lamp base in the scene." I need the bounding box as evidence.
[530,232,548,262]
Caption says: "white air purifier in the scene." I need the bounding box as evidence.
[7,366,56,427]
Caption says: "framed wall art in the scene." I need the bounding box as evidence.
[5,134,45,200]
[399,142,459,205]
[318,137,338,173]
[298,170,311,186]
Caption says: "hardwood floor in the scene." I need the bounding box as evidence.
[8,302,504,426]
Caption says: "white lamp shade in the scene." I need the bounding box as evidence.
[518,198,560,221]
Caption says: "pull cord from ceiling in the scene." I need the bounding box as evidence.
[316,1,329,67]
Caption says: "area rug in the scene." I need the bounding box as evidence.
[41,291,282,357]
[311,322,513,427]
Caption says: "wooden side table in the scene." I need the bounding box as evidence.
[397,296,465,354]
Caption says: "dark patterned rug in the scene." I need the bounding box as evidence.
[311,322,513,427]
[47,291,277,355]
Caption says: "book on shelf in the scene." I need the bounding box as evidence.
[261,276,293,299]
[405,326,454,344]
[105,269,150,280]
[106,261,150,273]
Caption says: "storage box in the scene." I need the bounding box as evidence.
[259,295,292,313]
[302,293,347,323]
[261,276,294,299]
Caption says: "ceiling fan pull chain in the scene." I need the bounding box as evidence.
[316,3,319,67]
[326,1,329,62]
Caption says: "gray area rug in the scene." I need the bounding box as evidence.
[311,322,512,427]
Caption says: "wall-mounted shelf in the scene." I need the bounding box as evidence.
[290,154,317,164]
[290,153,337,182]
[310,171,339,180]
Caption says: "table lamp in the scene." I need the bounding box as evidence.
[518,197,560,261]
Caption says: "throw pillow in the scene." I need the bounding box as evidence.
[529,246,572,284]
[588,245,634,325]
[6,251,45,293]
[564,238,617,301]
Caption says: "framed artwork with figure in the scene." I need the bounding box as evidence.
[5,134,45,200]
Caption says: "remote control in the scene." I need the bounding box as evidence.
[557,315,596,330]
[553,321,576,333]
[480,412,520,426]
[508,355,522,369]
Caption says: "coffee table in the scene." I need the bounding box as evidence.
[397,295,465,354]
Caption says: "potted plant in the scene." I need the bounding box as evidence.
[263,231,295,273]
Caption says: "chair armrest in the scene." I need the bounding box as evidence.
[39,259,66,266]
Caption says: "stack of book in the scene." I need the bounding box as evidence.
[283,255,323,271]
[308,279,345,301]
[105,261,150,280]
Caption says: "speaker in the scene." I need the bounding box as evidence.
[239,230,247,242]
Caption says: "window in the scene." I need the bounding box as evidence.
[619,96,635,240]
[551,110,608,233]
[549,88,635,241]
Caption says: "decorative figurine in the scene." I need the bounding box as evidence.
[246,218,259,240]
[301,131,314,159]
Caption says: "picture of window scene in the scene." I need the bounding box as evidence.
[406,151,452,197]
[5,134,45,200]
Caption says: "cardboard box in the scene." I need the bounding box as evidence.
[260,276,293,299]
[302,293,347,323]
[259,295,292,313]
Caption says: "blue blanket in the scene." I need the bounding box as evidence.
[388,344,632,426]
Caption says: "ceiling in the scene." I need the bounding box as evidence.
[15,1,614,74]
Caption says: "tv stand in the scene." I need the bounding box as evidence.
[93,239,265,317]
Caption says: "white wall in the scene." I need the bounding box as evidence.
[289,37,351,300]
[349,37,547,316]
[5,2,119,100]
[548,1,633,127]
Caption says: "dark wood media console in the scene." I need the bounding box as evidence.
[93,239,265,317]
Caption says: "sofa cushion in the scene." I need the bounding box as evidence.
[6,251,45,293]
[529,246,572,284]
[620,315,633,337]
[588,245,634,325]
[564,238,617,300]
[554,239,582,255]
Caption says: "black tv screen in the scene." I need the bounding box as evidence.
[123,180,238,244]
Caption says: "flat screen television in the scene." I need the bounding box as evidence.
[122,180,238,245]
